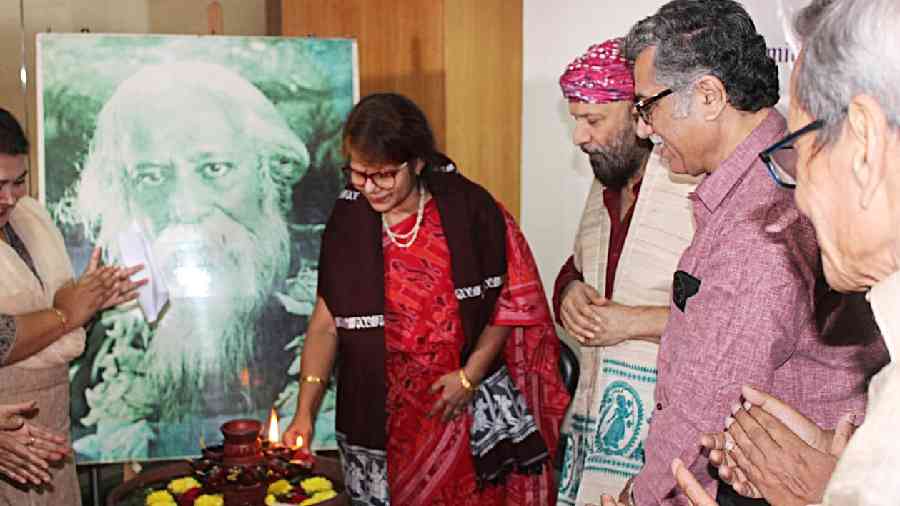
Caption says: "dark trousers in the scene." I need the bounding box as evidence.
[716,481,770,506]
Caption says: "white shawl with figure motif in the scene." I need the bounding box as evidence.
[0,197,85,369]
[557,149,697,504]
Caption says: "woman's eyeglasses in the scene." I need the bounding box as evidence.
[758,120,824,189]
[342,162,409,190]
[633,88,673,126]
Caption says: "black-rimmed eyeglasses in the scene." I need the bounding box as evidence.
[758,120,824,189]
[633,88,673,125]
[342,162,409,190]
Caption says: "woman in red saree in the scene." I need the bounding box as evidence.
[285,93,570,505]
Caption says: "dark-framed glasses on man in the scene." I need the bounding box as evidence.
[759,119,824,189]
[633,88,673,125]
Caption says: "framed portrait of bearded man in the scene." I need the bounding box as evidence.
[36,33,357,463]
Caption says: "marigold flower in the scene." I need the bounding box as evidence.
[167,477,202,495]
[268,478,294,496]
[146,490,176,505]
[194,494,225,506]
[299,476,333,495]
[299,490,337,505]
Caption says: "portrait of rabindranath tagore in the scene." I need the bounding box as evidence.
[37,34,356,462]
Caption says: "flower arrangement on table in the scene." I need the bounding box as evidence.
[143,475,337,506]
[130,414,341,506]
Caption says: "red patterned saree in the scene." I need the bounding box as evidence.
[383,199,569,505]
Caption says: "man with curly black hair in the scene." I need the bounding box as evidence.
[605,1,886,505]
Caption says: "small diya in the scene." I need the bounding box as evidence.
[141,411,337,506]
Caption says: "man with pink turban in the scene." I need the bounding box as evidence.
[553,38,698,505]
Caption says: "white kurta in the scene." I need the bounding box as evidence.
[557,150,697,504]
[816,270,900,506]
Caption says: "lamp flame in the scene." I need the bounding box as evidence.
[268,408,280,444]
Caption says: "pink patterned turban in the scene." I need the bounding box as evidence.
[559,38,635,104]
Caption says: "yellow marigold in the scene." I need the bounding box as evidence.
[167,477,202,495]
[146,490,175,505]
[267,478,293,496]
[265,494,277,506]
[299,490,338,505]
[300,476,333,495]
[194,494,225,506]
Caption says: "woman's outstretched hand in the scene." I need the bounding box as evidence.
[53,247,146,329]
[284,412,314,450]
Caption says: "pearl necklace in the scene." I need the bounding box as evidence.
[383,183,426,248]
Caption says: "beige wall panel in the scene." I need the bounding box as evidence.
[71,0,150,33]
[20,1,75,195]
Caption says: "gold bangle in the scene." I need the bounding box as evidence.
[50,308,68,329]
[458,369,477,392]
[301,375,325,385]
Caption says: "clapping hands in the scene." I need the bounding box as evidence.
[53,247,146,330]
[702,385,853,505]
[590,386,853,506]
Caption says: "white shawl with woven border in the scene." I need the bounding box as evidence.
[559,149,697,502]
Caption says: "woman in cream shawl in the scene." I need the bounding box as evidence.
[0,108,143,505]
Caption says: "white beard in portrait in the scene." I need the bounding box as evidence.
[144,198,291,414]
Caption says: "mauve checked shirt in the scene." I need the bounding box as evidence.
[633,110,887,505]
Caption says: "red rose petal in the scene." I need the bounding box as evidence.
[177,487,202,506]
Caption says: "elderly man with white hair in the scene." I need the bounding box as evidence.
[608,0,888,504]
[69,61,311,460]
[607,1,900,505]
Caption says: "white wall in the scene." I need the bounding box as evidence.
[521,0,799,297]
